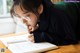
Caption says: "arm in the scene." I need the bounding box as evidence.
[33,2,80,45]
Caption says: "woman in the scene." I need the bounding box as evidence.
[10,0,80,45]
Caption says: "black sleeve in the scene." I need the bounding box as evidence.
[33,29,58,44]
[33,29,48,43]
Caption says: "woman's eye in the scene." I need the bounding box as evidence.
[25,14,31,19]
[27,14,30,17]
[24,15,31,21]
[15,15,21,18]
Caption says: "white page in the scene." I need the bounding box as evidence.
[8,42,58,53]
[0,34,30,46]
[0,34,58,53]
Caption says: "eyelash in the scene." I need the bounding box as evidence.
[27,14,30,17]
[15,15,21,18]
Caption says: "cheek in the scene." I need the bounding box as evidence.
[30,15,38,26]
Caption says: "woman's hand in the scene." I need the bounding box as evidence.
[27,34,34,43]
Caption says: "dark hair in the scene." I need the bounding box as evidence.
[10,0,42,17]
[10,0,53,17]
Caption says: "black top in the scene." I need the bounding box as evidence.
[33,0,80,45]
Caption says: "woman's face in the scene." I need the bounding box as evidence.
[14,5,40,32]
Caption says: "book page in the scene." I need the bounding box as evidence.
[8,42,58,53]
[0,34,29,46]
[0,34,58,53]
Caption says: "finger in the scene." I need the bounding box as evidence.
[28,35,34,42]
[28,35,32,38]
[29,38,34,43]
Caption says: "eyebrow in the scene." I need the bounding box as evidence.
[14,11,29,18]
[15,13,21,18]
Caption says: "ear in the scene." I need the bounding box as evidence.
[38,4,43,14]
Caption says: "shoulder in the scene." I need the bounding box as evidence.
[53,2,80,10]
[50,2,80,13]
[49,2,80,20]
[48,2,79,32]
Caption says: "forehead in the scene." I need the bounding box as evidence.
[14,5,29,15]
[14,5,24,14]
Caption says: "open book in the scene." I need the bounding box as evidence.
[0,34,58,53]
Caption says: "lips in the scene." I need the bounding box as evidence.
[27,24,39,33]
[28,25,34,32]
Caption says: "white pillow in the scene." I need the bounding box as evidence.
[0,18,16,35]
[14,17,29,34]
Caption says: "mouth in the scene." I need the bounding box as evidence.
[28,24,39,33]
[28,26,34,32]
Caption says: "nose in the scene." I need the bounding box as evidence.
[21,16,31,26]
[22,18,33,32]
[22,18,30,26]
[22,18,28,24]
